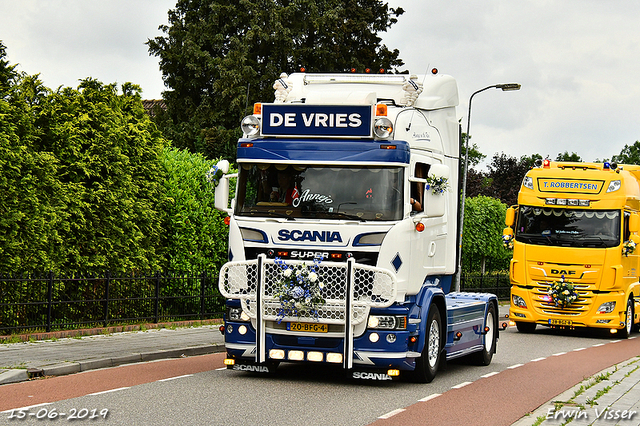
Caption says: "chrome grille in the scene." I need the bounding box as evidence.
[219,258,397,325]
[531,281,594,316]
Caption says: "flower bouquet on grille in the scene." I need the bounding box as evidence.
[273,257,326,322]
[548,275,579,308]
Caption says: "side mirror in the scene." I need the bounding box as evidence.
[505,207,516,227]
[424,164,450,218]
[216,159,230,174]
[630,213,639,233]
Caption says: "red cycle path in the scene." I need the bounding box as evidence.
[0,353,227,412]
[369,337,640,426]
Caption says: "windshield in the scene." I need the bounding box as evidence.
[236,164,404,221]
[515,206,621,248]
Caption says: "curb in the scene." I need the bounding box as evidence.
[0,343,226,385]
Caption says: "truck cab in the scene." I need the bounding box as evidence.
[215,71,499,382]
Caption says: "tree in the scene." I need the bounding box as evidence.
[555,151,582,162]
[147,0,405,160]
[460,133,486,168]
[0,57,169,273]
[612,141,640,165]
[482,153,538,206]
[461,196,510,273]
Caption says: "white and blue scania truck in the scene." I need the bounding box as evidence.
[214,71,500,382]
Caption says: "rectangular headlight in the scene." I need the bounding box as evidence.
[228,307,250,322]
[368,315,407,330]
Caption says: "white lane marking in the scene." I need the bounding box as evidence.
[552,352,567,356]
[531,357,546,362]
[507,363,523,369]
[87,387,131,396]
[452,381,472,389]
[378,408,405,419]
[573,347,586,352]
[158,374,193,382]
[419,393,441,402]
[592,343,605,347]
[215,367,227,371]
[481,371,499,378]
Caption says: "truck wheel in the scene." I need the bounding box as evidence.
[620,298,634,339]
[471,303,497,366]
[515,321,536,333]
[413,305,442,383]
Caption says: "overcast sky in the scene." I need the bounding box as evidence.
[2,0,640,166]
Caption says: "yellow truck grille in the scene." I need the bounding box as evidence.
[530,281,595,316]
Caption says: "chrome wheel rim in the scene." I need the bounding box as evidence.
[427,318,440,368]
[484,311,495,352]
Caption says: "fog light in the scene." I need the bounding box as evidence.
[238,325,247,335]
[288,350,304,361]
[386,334,397,343]
[327,353,343,363]
[369,332,380,343]
[307,352,323,362]
[241,115,260,136]
[373,117,393,138]
[226,325,234,334]
[269,349,285,360]
[610,328,618,334]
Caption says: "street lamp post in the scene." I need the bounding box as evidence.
[454,83,521,292]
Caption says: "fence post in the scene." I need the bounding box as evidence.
[103,271,111,328]
[46,271,54,333]
[200,271,206,320]
[154,272,160,323]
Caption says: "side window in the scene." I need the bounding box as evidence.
[411,162,430,213]
[624,211,631,241]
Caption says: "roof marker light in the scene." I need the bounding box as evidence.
[376,103,388,116]
[543,159,551,168]
[253,103,262,115]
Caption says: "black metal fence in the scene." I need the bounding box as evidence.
[461,272,511,301]
[0,271,225,334]
[1,269,511,335]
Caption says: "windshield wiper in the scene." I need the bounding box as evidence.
[313,211,366,221]
[240,210,295,220]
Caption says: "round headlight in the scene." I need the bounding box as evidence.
[373,117,393,139]
[241,115,260,136]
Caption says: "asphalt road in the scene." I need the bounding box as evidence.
[1,325,631,426]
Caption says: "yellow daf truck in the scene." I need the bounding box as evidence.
[504,160,640,337]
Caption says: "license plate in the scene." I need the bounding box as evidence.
[549,319,573,326]
[287,322,328,333]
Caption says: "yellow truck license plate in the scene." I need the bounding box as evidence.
[549,319,573,326]
[287,322,328,333]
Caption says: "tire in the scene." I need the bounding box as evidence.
[619,298,633,339]
[515,321,536,333]
[413,304,442,383]
[471,303,497,366]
